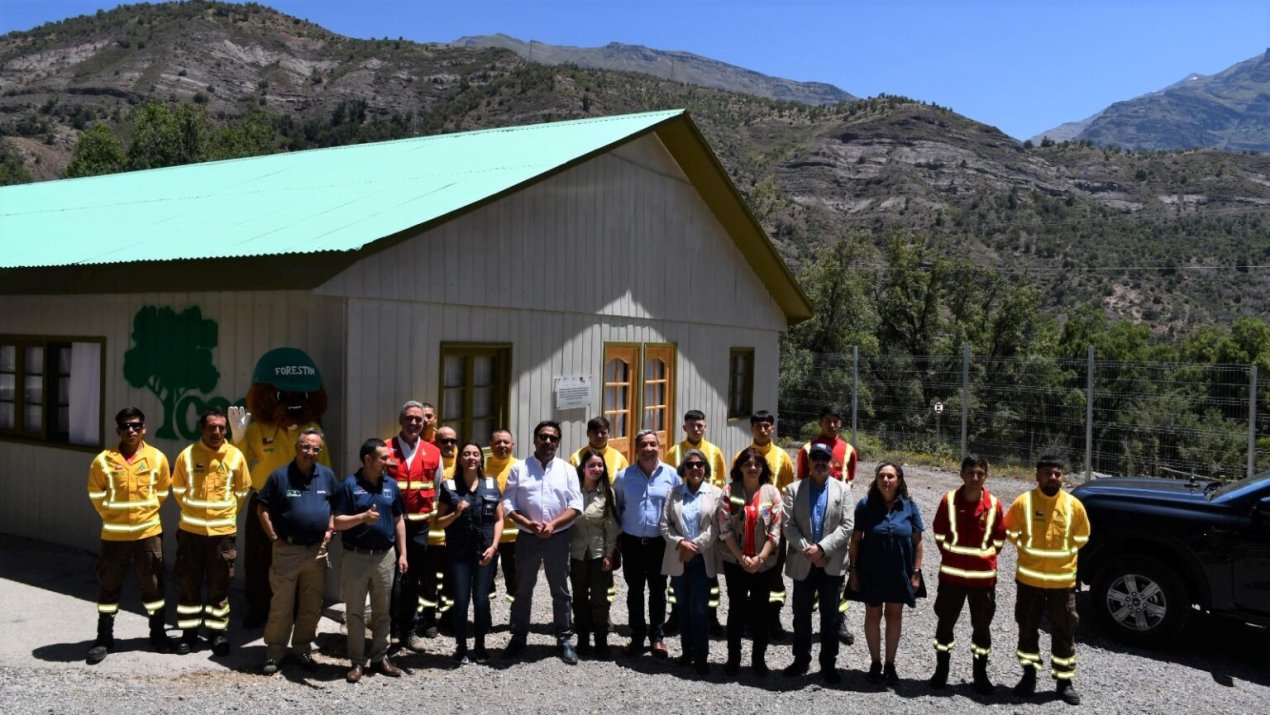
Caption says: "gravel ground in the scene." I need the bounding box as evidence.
[4,462,1269,714]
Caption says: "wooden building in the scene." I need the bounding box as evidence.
[0,109,811,554]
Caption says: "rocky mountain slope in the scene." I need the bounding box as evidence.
[1,1,1266,326]
[1036,49,1270,152]
[448,33,854,105]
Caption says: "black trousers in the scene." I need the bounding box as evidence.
[570,556,611,638]
[792,566,842,668]
[724,561,770,663]
[934,580,997,654]
[1015,581,1078,680]
[620,535,667,645]
[391,523,429,637]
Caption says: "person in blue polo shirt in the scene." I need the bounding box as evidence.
[257,429,338,677]
[334,438,407,683]
[613,429,681,659]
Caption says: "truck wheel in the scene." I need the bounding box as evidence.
[1092,556,1188,645]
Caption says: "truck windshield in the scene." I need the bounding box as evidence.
[1209,471,1270,500]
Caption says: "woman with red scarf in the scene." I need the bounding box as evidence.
[717,447,783,677]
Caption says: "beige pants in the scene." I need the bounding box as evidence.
[340,548,394,665]
[263,541,328,660]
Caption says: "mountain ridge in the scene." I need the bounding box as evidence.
[0,1,1266,328]
[447,33,855,106]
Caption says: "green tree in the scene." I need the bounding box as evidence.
[0,143,33,185]
[64,123,126,178]
[206,111,279,161]
[127,102,208,170]
[122,306,220,439]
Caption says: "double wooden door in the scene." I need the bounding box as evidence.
[601,343,676,462]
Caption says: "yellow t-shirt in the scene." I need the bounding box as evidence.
[485,454,521,542]
[666,438,728,488]
[734,441,795,492]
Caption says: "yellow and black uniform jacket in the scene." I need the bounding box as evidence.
[87,442,171,541]
[1004,488,1091,589]
[172,440,251,536]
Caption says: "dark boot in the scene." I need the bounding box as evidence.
[1013,665,1037,697]
[86,614,114,665]
[972,654,994,695]
[751,643,769,677]
[928,651,950,689]
[176,629,198,656]
[724,644,741,677]
[594,632,610,660]
[1056,680,1081,706]
[148,611,177,653]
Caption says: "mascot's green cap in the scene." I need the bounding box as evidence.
[252,347,322,392]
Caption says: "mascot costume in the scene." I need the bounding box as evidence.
[228,347,331,628]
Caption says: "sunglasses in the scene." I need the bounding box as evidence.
[810,455,832,463]
[535,434,560,443]
[119,422,145,432]
[438,438,458,445]
[684,462,706,469]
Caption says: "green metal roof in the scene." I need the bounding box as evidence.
[0,110,684,268]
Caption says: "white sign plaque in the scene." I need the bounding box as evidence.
[554,375,592,410]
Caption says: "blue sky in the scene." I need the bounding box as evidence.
[1,0,1266,139]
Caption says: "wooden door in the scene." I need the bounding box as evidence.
[642,345,676,456]
[602,344,638,461]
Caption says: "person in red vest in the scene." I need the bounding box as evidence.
[386,400,445,651]
[928,454,1007,695]
[796,407,859,646]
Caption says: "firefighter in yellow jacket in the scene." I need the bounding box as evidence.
[172,407,251,657]
[1003,455,1091,707]
[85,407,175,664]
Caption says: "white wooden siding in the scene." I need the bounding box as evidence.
[340,298,778,468]
[317,133,788,332]
[0,290,346,553]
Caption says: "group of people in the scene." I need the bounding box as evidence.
[86,402,1089,705]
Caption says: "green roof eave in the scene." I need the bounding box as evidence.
[0,109,811,324]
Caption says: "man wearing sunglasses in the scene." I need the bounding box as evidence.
[85,407,176,664]
[502,421,583,664]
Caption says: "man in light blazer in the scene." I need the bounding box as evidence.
[781,443,854,683]
[659,449,723,675]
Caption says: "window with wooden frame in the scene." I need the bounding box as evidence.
[0,336,104,447]
[728,348,755,419]
[439,343,511,444]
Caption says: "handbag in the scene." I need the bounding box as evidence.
[914,569,928,599]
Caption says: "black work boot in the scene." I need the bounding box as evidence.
[1013,665,1037,697]
[176,629,198,655]
[1056,680,1081,706]
[86,613,114,665]
[928,651,950,689]
[972,654,995,695]
[148,611,177,653]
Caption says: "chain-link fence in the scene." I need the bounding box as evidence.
[779,348,1270,481]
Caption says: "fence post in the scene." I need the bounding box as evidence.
[1250,365,1258,480]
[1085,346,1094,482]
[851,345,859,449]
[961,343,969,458]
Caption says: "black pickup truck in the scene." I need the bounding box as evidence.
[1071,471,1270,644]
